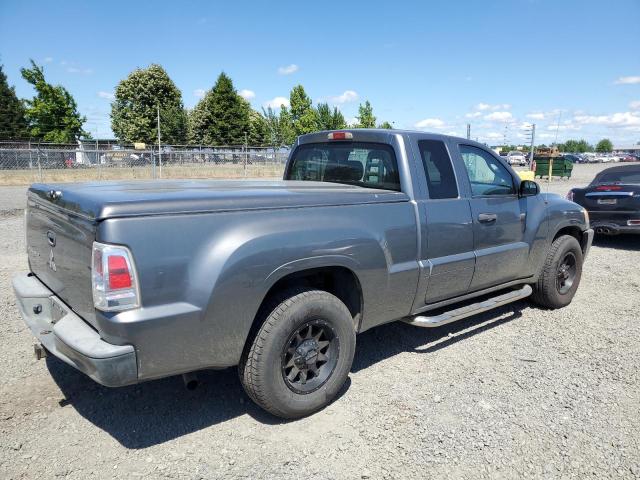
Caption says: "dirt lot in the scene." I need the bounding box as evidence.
[0,164,639,479]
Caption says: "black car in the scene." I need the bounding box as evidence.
[563,154,582,163]
[568,165,640,235]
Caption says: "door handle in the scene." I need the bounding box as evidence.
[478,213,497,223]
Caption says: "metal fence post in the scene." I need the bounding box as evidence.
[28,141,33,182]
[96,139,101,180]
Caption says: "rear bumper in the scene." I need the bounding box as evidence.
[591,222,640,235]
[12,273,137,387]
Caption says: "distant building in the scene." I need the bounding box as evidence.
[613,144,640,153]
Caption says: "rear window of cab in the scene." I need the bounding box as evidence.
[286,142,401,191]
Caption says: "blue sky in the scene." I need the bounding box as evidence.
[1,0,639,145]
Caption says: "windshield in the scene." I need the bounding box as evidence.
[508,151,520,156]
[285,142,401,191]
[595,170,640,184]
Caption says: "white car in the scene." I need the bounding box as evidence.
[595,154,616,163]
[506,151,527,166]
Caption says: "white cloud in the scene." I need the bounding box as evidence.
[573,112,640,128]
[475,102,511,111]
[278,64,299,75]
[484,111,513,122]
[327,90,359,104]
[193,88,206,98]
[485,132,503,140]
[346,117,358,126]
[97,91,114,100]
[67,66,93,75]
[263,96,290,109]
[546,122,581,132]
[415,118,446,129]
[526,112,546,120]
[238,89,255,100]
[630,100,640,110]
[536,133,556,139]
[614,76,640,85]
[465,112,482,118]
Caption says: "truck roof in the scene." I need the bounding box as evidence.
[297,128,487,149]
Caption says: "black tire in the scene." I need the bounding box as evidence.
[531,235,583,309]
[239,288,356,419]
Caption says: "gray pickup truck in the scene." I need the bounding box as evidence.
[14,129,593,418]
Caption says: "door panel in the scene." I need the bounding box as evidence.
[411,138,475,307]
[422,200,475,303]
[470,197,529,288]
[456,144,529,291]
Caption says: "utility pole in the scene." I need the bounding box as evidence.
[466,124,471,140]
[157,105,162,178]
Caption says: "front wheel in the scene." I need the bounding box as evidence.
[531,235,584,309]
[239,288,356,419]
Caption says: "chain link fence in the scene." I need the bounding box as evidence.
[0,141,290,185]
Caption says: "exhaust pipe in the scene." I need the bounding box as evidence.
[182,372,199,390]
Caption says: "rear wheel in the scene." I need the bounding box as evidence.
[239,288,356,419]
[531,235,583,309]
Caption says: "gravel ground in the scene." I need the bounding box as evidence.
[1,164,639,479]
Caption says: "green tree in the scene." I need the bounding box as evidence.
[111,64,187,144]
[0,64,28,140]
[378,121,393,129]
[562,139,592,153]
[355,100,376,128]
[247,108,268,146]
[595,138,613,153]
[278,106,296,145]
[20,60,86,142]
[316,102,346,130]
[188,72,250,145]
[289,85,318,135]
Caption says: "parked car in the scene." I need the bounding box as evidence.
[507,151,527,166]
[563,154,583,163]
[619,154,637,162]
[567,164,640,235]
[13,129,593,419]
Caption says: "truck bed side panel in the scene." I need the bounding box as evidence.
[96,201,419,379]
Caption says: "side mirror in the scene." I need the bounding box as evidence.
[520,180,539,197]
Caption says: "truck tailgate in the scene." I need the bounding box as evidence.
[26,190,97,327]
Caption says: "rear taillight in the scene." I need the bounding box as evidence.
[628,220,640,226]
[92,242,140,311]
[566,190,575,201]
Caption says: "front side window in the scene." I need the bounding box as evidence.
[459,145,516,196]
[417,140,458,199]
[286,142,400,191]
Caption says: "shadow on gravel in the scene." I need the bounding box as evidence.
[46,302,527,448]
[352,300,526,373]
[46,356,351,448]
[592,235,640,251]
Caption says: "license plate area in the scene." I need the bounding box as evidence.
[598,198,617,205]
[51,297,68,324]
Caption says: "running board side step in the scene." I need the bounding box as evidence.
[404,285,532,328]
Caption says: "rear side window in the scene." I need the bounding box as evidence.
[286,142,400,191]
[417,140,458,199]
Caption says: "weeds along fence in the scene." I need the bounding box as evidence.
[0,141,290,185]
